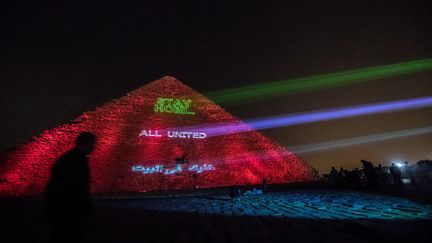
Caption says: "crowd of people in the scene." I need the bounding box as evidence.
[328,159,432,190]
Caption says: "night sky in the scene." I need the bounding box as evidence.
[1,1,431,173]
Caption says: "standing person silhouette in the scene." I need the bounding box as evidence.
[45,132,96,243]
[389,163,402,185]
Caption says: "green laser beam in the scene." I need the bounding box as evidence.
[205,58,432,105]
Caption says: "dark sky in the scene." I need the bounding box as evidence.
[1,1,431,173]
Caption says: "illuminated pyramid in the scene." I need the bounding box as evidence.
[0,76,316,196]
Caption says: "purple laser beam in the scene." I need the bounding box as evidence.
[176,96,432,137]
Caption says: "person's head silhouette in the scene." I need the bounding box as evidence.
[75,132,96,155]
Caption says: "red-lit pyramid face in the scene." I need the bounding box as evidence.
[0,76,316,196]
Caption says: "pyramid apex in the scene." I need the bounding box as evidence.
[150,75,182,84]
[160,75,180,80]
[125,76,192,99]
[139,75,189,90]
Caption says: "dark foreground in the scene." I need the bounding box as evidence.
[1,188,432,243]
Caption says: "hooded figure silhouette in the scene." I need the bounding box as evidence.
[45,132,96,243]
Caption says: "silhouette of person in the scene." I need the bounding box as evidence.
[389,163,402,185]
[404,161,416,185]
[338,167,346,187]
[361,160,379,190]
[229,186,241,202]
[351,168,361,189]
[262,178,268,192]
[44,132,96,243]
[376,164,385,185]
[330,166,339,186]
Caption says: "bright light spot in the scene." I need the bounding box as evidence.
[396,162,403,167]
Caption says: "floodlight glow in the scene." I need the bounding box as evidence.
[177,96,432,137]
[396,163,403,168]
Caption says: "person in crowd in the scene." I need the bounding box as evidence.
[338,167,347,187]
[229,186,241,202]
[330,167,339,186]
[375,164,386,185]
[361,160,380,190]
[389,163,402,185]
[262,178,268,192]
[404,161,416,185]
[351,168,362,189]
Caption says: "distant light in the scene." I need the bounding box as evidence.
[396,163,403,167]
